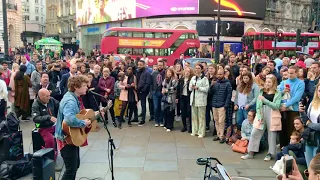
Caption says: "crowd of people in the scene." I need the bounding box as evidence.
[1,48,320,179]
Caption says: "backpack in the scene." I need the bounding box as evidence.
[0,160,32,179]
[0,112,20,133]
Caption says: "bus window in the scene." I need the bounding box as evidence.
[103,30,118,37]
[155,49,168,56]
[144,48,154,56]
[132,48,143,55]
[179,34,188,40]
[167,48,177,55]
[188,33,195,39]
[145,32,154,38]
[166,33,173,38]
[118,48,132,54]
[119,31,132,37]
[155,33,165,38]
[133,32,144,38]
[184,48,197,56]
[172,39,184,48]
[309,36,319,41]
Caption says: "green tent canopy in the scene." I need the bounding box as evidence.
[35,38,62,51]
[35,38,62,46]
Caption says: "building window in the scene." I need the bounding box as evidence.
[35,7,39,14]
[36,16,39,21]
[41,17,43,24]
[35,0,38,4]
[25,16,29,20]
[24,6,29,12]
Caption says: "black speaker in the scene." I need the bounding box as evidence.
[32,148,55,180]
[0,131,24,164]
[32,128,45,152]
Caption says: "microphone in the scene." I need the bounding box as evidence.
[87,89,107,99]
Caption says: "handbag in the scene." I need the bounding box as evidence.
[307,130,319,147]
[232,139,248,154]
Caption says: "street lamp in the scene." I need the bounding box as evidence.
[214,0,221,64]
[2,0,9,61]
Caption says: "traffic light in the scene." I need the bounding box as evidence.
[303,36,309,46]
[208,37,213,46]
[277,32,284,42]
[296,29,302,46]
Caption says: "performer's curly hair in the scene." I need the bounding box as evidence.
[68,75,89,92]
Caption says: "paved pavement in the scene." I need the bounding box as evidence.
[17,119,277,180]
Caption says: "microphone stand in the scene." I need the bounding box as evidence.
[89,90,116,180]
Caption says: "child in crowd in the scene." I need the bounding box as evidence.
[276,131,306,165]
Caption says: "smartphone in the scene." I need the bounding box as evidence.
[283,156,294,177]
[285,84,290,89]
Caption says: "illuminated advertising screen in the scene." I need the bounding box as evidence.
[199,0,265,19]
[76,0,264,26]
[136,0,198,17]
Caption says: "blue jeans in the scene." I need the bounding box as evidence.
[305,145,318,166]
[153,91,163,124]
[236,108,248,129]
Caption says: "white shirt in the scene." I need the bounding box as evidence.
[237,92,247,108]
[182,79,188,96]
[0,79,8,101]
[310,106,320,123]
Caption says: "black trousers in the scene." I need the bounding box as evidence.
[0,100,6,121]
[61,145,80,180]
[180,95,191,130]
[120,101,138,124]
[164,107,175,130]
[176,99,181,116]
[139,93,147,122]
[148,96,154,120]
[102,100,115,121]
[280,111,299,148]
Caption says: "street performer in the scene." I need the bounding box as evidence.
[31,88,60,169]
[55,75,91,180]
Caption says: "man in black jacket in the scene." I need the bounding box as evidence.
[137,60,152,126]
[210,69,232,143]
[35,72,59,99]
[32,88,59,163]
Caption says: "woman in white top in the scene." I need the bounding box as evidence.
[301,83,320,166]
[141,53,149,66]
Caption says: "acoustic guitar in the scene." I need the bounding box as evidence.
[62,102,113,146]
[62,109,97,146]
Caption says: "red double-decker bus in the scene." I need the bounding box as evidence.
[243,32,320,55]
[100,27,200,66]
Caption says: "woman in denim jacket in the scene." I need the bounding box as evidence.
[234,72,259,129]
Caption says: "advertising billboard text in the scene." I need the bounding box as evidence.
[76,0,265,26]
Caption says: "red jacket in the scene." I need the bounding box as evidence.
[98,76,115,101]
